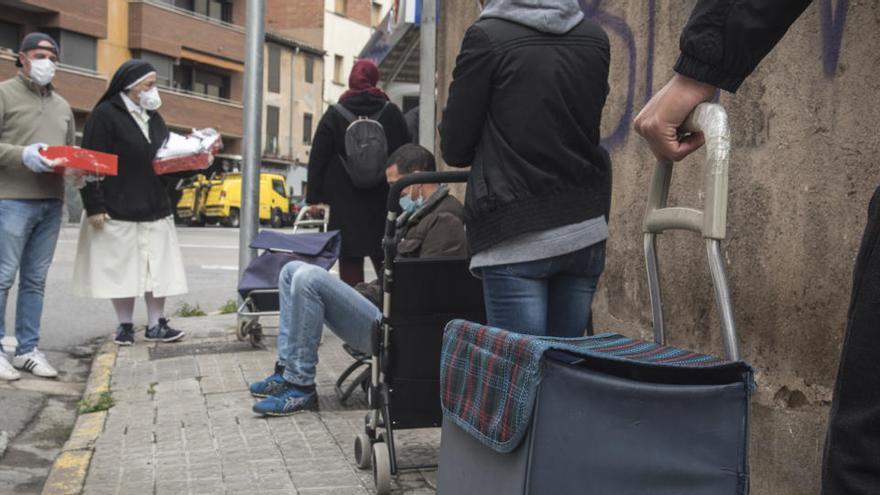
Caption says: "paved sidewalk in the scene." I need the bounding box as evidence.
[79,314,439,494]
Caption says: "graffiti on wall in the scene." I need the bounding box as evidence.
[583,0,849,149]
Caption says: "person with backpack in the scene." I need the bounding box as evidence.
[306,59,409,287]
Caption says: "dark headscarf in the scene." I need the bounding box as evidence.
[339,59,389,103]
[95,59,157,110]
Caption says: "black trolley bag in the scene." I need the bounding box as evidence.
[437,104,755,494]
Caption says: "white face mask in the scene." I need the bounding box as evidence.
[138,87,162,111]
[28,58,56,87]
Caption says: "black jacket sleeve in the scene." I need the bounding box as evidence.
[306,114,335,204]
[439,24,495,167]
[79,110,112,216]
[675,0,813,92]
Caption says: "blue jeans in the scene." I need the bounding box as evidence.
[277,260,382,387]
[0,199,63,355]
[477,241,606,338]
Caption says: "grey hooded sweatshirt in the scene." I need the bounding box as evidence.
[479,0,585,35]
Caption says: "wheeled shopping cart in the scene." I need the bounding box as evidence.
[236,224,339,347]
[437,104,755,494]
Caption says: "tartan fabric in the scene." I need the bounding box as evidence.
[440,319,745,454]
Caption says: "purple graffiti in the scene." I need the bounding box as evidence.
[820,0,848,78]
[581,0,637,149]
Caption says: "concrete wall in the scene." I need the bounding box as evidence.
[437,1,880,493]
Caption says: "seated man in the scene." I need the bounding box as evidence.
[250,144,467,416]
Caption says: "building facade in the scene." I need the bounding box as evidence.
[262,33,324,198]
[0,0,248,155]
[267,0,391,110]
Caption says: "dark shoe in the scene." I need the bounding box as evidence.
[249,361,286,398]
[253,383,318,416]
[114,324,135,346]
[145,318,185,343]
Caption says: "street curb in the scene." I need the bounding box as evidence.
[41,339,118,495]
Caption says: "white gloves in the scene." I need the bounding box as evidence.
[21,143,55,173]
[88,213,111,228]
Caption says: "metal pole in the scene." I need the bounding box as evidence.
[418,0,436,151]
[239,0,266,279]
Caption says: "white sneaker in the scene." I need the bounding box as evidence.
[0,354,21,381]
[12,348,58,378]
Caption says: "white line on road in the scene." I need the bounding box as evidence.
[200,265,239,271]
[57,240,239,250]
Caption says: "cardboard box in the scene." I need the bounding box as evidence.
[41,146,118,176]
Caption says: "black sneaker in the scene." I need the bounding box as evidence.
[114,324,135,346]
[145,318,185,343]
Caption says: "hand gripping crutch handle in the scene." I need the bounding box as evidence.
[642,103,740,360]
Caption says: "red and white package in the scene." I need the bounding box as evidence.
[152,128,223,175]
[41,146,118,177]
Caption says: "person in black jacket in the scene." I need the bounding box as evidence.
[306,59,409,287]
[440,0,611,338]
[74,60,186,346]
[633,2,875,494]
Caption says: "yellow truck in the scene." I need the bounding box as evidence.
[204,173,291,228]
[176,174,219,226]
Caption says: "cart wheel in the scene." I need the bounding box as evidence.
[236,319,251,341]
[372,442,391,495]
[248,324,264,348]
[354,433,372,470]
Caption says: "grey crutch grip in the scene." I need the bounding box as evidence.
[642,103,730,240]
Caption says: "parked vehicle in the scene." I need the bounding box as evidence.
[176,174,219,226]
[205,173,291,228]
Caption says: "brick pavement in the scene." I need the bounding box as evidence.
[80,315,439,495]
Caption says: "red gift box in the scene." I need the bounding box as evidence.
[151,133,223,175]
[41,146,118,176]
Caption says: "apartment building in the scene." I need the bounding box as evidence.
[262,33,324,197]
[0,0,247,154]
[267,0,392,110]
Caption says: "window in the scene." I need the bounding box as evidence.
[0,21,19,51]
[193,0,232,22]
[304,56,314,84]
[272,179,287,198]
[303,113,313,145]
[134,51,174,86]
[335,0,347,16]
[333,55,344,84]
[173,61,231,100]
[267,44,281,93]
[266,105,280,155]
[372,2,383,26]
[44,29,96,71]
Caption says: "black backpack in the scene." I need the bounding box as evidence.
[333,103,389,189]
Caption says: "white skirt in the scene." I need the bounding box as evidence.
[73,215,188,299]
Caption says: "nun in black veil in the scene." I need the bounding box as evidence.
[74,59,187,346]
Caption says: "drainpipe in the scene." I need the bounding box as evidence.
[239,0,266,279]
[418,0,436,151]
[290,47,299,192]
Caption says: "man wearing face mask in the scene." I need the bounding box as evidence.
[0,33,74,381]
[74,60,188,347]
[248,144,467,416]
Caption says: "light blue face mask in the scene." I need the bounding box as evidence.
[399,193,423,214]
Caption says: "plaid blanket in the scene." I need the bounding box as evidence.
[440,319,751,454]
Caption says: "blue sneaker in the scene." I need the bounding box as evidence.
[249,362,287,398]
[253,385,318,416]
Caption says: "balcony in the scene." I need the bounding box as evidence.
[158,88,243,139]
[128,0,245,64]
[0,53,107,112]
[15,0,107,38]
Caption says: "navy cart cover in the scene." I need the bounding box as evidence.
[238,230,341,298]
[440,319,754,454]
